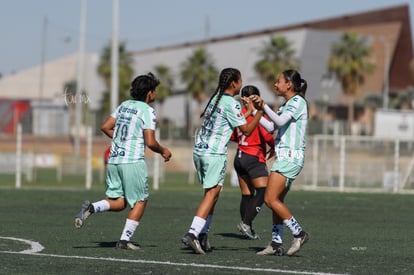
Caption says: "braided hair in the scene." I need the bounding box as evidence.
[130,72,160,101]
[200,68,241,118]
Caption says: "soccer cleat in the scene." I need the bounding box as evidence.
[181,233,206,254]
[74,200,94,229]
[286,231,310,256]
[198,233,212,252]
[256,241,285,256]
[116,240,141,250]
[237,221,260,240]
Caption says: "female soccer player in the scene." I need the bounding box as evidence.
[231,85,274,240]
[74,73,171,250]
[181,68,264,254]
[251,69,310,256]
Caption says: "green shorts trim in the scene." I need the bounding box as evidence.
[270,160,303,189]
[105,162,149,208]
[193,154,227,189]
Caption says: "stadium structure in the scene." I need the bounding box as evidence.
[0,4,412,136]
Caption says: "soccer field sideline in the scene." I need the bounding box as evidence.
[0,236,347,275]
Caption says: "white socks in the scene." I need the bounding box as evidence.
[120,219,139,241]
[283,216,303,236]
[92,200,110,213]
[188,216,206,238]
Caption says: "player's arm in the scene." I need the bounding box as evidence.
[144,129,172,162]
[263,104,293,127]
[238,109,263,137]
[101,116,116,138]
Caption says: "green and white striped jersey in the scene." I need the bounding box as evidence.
[108,99,156,164]
[274,95,308,164]
[194,94,246,156]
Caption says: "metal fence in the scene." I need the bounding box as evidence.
[2,129,414,194]
[295,135,414,193]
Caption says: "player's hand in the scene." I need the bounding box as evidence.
[249,95,264,110]
[162,148,172,162]
[241,96,255,114]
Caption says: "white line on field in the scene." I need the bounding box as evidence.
[0,236,348,275]
[0,236,44,253]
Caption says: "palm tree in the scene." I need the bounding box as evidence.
[153,64,174,133]
[254,36,299,93]
[180,47,218,105]
[97,41,134,115]
[327,32,375,131]
[180,47,218,137]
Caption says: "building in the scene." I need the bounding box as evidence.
[0,4,412,135]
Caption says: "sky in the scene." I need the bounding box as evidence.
[0,0,412,77]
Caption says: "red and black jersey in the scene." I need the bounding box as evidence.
[230,107,275,163]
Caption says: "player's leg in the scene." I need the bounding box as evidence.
[116,162,148,250]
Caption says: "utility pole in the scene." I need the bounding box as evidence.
[39,17,47,103]
[111,0,119,111]
[74,0,87,161]
[379,36,390,109]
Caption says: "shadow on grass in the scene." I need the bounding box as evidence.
[73,241,141,249]
[214,232,246,240]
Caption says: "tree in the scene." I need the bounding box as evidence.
[254,36,299,93]
[180,47,218,105]
[327,32,375,130]
[153,64,174,131]
[97,41,134,114]
[180,47,218,136]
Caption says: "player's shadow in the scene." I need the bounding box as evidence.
[214,232,247,240]
[73,241,141,249]
[73,241,117,249]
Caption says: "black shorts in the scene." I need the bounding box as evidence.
[233,150,269,179]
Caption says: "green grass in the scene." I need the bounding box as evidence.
[0,176,413,274]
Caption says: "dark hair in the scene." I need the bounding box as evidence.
[200,68,241,118]
[241,85,260,97]
[130,72,160,101]
[282,69,307,97]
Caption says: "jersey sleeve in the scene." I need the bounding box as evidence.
[142,106,157,130]
[110,106,120,118]
[285,96,306,120]
[227,100,246,129]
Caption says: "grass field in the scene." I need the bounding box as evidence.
[0,174,413,275]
